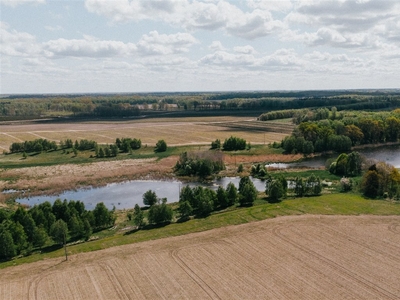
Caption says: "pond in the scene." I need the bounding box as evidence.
[16,177,269,210]
[266,145,400,170]
[14,145,400,210]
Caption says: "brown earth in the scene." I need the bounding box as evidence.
[0,116,294,201]
[0,152,301,202]
[1,215,399,299]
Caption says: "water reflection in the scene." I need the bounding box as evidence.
[266,146,400,170]
[17,177,268,210]
[14,145,400,210]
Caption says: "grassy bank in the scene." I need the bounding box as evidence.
[1,193,399,269]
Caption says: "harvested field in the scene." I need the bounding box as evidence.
[0,117,290,150]
[1,215,399,299]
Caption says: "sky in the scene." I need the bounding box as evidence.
[1,0,400,94]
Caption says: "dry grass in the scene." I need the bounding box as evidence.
[0,156,178,197]
[0,117,290,150]
[1,215,399,299]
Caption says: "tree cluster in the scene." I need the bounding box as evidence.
[291,174,322,197]
[328,151,363,177]
[177,177,258,219]
[9,139,57,153]
[222,136,247,151]
[116,137,141,152]
[0,200,115,260]
[282,111,400,154]
[154,139,167,152]
[361,162,400,199]
[174,151,225,178]
[147,198,173,225]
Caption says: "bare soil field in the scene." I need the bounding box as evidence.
[0,117,291,151]
[1,215,399,299]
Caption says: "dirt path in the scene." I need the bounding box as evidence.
[1,215,399,299]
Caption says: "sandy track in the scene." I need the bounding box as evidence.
[1,215,399,299]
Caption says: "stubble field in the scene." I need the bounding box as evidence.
[1,215,399,299]
[0,116,293,151]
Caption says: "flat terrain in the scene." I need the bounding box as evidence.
[1,215,399,299]
[0,116,296,199]
[0,116,293,151]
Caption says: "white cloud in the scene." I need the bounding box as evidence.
[43,37,137,58]
[0,0,45,7]
[208,41,226,51]
[233,45,255,54]
[0,22,42,56]
[84,0,284,39]
[246,0,293,12]
[285,0,400,49]
[200,51,256,67]
[137,31,198,56]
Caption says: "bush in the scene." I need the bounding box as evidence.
[222,136,246,151]
[155,140,167,152]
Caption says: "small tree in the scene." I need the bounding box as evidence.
[93,202,114,229]
[133,204,144,228]
[155,140,167,152]
[294,177,305,197]
[340,177,353,192]
[239,182,257,206]
[32,226,48,249]
[226,182,238,206]
[147,199,173,225]
[211,139,221,149]
[143,190,158,206]
[267,180,284,202]
[216,185,228,208]
[50,219,68,245]
[362,170,381,198]
[0,224,16,260]
[178,201,193,220]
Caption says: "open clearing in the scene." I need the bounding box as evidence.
[0,116,293,151]
[1,215,399,299]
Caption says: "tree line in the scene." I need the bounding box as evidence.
[0,200,115,260]
[281,109,400,154]
[8,136,168,157]
[2,92,399,120]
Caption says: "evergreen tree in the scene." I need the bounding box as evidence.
[226,182,238,206]
[0,224,16,260]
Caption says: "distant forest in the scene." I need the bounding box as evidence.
[1,90,400,120]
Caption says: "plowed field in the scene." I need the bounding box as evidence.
[1,215,399,299]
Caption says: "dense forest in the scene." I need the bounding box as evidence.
[1,90,399,120]
[279,108,400,155]
[0,200,115,260]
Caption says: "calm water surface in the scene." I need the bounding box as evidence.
[15,145,400,209]
[16,177,268,210]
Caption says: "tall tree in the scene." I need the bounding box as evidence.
[0,224,16,260]
[133,204,144,228]
[143,190,158,206]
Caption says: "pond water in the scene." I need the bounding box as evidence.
[14,145,400,210]
[267,145,400,169]
[16,177,269,210]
